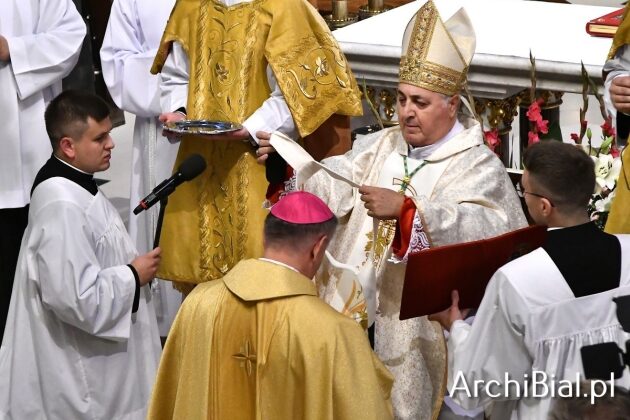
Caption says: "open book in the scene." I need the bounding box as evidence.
[399,225,547,320]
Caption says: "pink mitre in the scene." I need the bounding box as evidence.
[271,191,334,224]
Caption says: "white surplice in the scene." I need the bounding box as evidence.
[101,0,181,336]
[0,0,85,209]
[0,177,161,420]
[448,237,630,419]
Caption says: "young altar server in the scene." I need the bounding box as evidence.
[0,91,162,420]
[148,191,393,419]
[0,0,86,344]
[432,141,630,419]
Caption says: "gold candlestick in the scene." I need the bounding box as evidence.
[332,0,348,20]
[359,0,391,20]
[325,0,358,30]
[368,0,384,9]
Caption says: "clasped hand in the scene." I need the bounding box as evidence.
[610,75,630,115]
[359,185,404,220]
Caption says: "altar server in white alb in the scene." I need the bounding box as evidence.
[432,141,630,419]
[258,1,525,418]
[0,0,85,344]
[0,91,162,420]
[101,0,181,336]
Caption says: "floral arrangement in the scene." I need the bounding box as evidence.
[480,54,624,230]
[524,54,549,146]
[566,64,621,229]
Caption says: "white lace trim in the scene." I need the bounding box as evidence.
[390,210,430,264]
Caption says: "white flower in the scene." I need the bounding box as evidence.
[594,194,614,213]
[592,154,622,194]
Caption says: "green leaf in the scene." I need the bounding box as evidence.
[600,135,614,154]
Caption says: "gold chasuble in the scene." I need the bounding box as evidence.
[147,259,393,419]
[151,0,362,284]
[605,5,630,233]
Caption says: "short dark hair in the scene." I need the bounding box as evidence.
[44,90,111,151]
[263,213,338,251]
[523,141,595,213]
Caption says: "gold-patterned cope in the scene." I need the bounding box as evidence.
[399,0,475,96]
[151,0,362,284]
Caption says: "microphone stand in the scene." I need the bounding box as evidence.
[151,186,174,286]
[153,196,168,249]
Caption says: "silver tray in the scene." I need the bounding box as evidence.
[163,120,242,136]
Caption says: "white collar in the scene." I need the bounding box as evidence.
[407,119,464,160]
[54,156,93,175]
[258,258,300,273]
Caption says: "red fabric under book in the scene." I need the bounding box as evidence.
[586,8,624,38]
[399,224,547,320]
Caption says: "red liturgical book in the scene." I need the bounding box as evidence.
[586,8,624,38]
[399,225,547,320]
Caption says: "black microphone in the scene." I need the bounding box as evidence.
[133,154,207,215]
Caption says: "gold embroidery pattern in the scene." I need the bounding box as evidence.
[272,32,362,135]
[198,150,223,282]
[193,4,264,281]
[198,144,254,281]
[400,59,466,97]
[193,0,212,120]
[233,339,257,377]
[399,1,435,88]
[364,221,397,269]
[235,153,249,262]
[237,7,259,123]
[399,0,467,96]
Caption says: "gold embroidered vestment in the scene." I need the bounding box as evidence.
[151,0,362,283]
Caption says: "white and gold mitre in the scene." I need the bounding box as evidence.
[399,0,476,96]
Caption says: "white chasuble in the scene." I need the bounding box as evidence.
[344,151,451,327]
[101,0,181,335]
[0,0,85,208]
[302,117,527,420]
[0,178,161,419]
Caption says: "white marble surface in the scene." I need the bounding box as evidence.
[333,0,618,97]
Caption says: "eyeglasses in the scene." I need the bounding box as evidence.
[515,181,555,207]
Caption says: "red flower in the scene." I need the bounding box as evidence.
[528,131,540,145]
[484,129,500,152]
[611,146,620,158]
[581,120,588,130]
[526,101,542,123]
[536,118,549,134]
[601,119,616,138]
[570,133,579,142]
